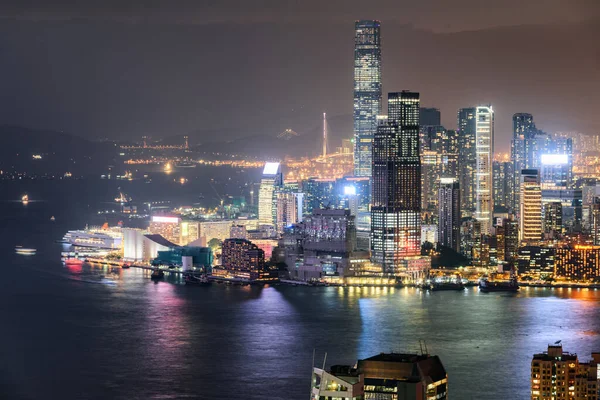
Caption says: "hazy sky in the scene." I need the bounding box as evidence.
[0,0,598,152]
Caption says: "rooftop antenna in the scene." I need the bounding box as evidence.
[322,112,328,159]
[322,352,328,370]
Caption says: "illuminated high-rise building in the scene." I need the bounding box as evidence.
[531,345,600,400]
[275,191,303,234]
[457,108,477,216]
[543,201,563,239]
[438,178,460,252]
[511,113,536,212]
[520,169,542,242]
[258,162,282,226]
[493,161,513,210]
[353,20,382,177]
[371,91,421,274]
[474,105,494,234]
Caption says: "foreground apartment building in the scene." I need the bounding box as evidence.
[311,352,448,400]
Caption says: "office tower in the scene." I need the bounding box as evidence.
[457,108,477,216]
[520,169,542,242]
[312,352,448,400]
[419,107,441,126]
[258,162,282,226]
[353,20,382,177]
[493,161,513,209]
[421,150,439,212]
[543,202,563,239]
[474,106,494,234]
[517,246,555,277]
[511,113,537,213]
[438,178,460,252]
[540,150,573,190]
[275,191,303,235]
[593,198,600,245]
[371,91,421,273]
[531,345,600,400]
[504,217,520,261]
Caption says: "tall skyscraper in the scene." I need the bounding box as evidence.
[371,91,421,273]
[474,106,494,234]
[353,20,382,177]
[258,162,282,226]
[438,178,460,252]
[493,160,513,209]
[457,108,477,216]
[520,169,542,242]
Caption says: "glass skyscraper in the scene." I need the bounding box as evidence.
[353,20,382,177]
[371,91,421,274]
[457,108,477,216]
[474,106,494,235]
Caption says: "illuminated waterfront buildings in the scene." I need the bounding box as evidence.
[283,208,358,281]
[371,91,422,274]
[474,105,494,234]
[554,245,600,282]
[221,238,265,273]
[353,20,382,177]
[258,162,282,226]
[531,345,600,400]
[148,215,180,244]
[457,107,477,216]
[438,178,460,252]
[520,169,543,242]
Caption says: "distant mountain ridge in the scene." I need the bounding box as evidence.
[0,125,118,176]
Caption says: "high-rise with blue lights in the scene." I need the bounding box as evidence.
[353,20,382,178]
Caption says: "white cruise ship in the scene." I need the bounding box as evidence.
[62,226,123,249]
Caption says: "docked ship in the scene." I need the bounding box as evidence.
[62,225,123,250]
[429,279,465,291]
[479,270,519,293]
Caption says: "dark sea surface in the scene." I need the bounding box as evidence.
[1,177,600,399]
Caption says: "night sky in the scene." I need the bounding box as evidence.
[0,0,598,152]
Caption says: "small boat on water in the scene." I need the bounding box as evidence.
[21,194,29,204]
[150,269,165,280]
[121,263,130,269]
[184,273,211,285]
[15,246,36,255]
[50,216,56,221]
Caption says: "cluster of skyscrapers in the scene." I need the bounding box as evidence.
[248,19,600,283]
